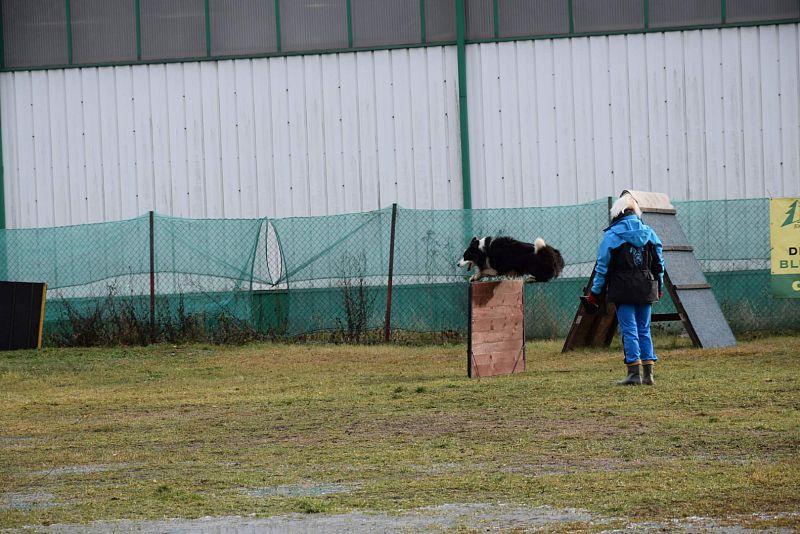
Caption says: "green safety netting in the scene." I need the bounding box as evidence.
[0,197,796,344]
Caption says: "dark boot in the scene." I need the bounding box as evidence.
[642,362,655,385]
[617,363,641,386]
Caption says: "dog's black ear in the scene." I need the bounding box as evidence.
[471,237,478,244]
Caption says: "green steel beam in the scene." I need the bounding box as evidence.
[275,0,281,52]
[455,0,472,210]
[568,0,574,34]
[420,0,426,43]
[644,0,649,30]
[721,0,726,24]
[493,0,499,38]
[135,0,142,60]
[346,0,353,48]
[204,0,211,57]
[66,0,73,64]
[0,0,5,68]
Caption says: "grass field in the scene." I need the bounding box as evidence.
[1,336,799,531]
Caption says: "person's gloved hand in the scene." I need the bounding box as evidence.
[581,292,600,314]
[658,290,663,300]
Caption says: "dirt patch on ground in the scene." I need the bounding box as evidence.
[29,464,133,477]
[3,504,797,533]
[240,483,358,498]
[0,492,59,513]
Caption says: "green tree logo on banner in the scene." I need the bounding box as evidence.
[782,200,800,227]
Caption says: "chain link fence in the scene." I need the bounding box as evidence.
[0,198,796,346]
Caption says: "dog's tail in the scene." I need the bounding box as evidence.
[534,237,546,253]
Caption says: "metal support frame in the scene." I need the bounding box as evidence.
[455,0,472,210]
[383,203,398,342]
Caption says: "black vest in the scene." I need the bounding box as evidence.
[606,241,662,304]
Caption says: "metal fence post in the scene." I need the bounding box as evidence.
[384,203,398,342]
[149,211,156,342]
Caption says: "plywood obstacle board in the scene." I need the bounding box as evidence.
[563,190,736,352]
[1,281,48,351]
[468,280,525,377]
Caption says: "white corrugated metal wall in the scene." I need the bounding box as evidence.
[2,24,799,228]
[467,24,800,208]
[0,46,462,228]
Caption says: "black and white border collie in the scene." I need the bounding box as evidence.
[457,236,565,283]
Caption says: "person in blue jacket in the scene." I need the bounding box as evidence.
[585,193,666,385]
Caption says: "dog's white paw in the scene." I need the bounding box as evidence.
[469,273,481,282]
[524,275,537,283]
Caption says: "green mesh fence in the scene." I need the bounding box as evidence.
[0,198,796,345]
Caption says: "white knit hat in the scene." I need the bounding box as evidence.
[609,192,642,219]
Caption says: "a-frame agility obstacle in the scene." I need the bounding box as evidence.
[562,190,736,352]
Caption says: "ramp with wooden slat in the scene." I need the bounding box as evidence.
[563,191,736,352]
[468,280,525,378]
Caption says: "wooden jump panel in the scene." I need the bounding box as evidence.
[468,280,525,378]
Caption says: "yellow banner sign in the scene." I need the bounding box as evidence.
[770,198,800,298]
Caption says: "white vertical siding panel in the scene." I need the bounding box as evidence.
[589,37,613,199]
[498,43,522,207]
[31,72,53,227]
[683,30,708,200]
[338,54,361,213]
[251,59,276,217]
[16,72,34,228]
[199,62,222,217]
[515,41,540,206]
[426,47,450,209]
[443,46,462,208]
[64,70,88,224]
[759,27,783,198]
[114,67,139,220]
[479,44,503,208]
[663,32,689,200]
[779,25,800,196]
[302,56,327,216]
[182,63,206,218]
[356,53,380,210]
[410,48,433,209]
[553,39,577,204]
[98,68,122,221]
[321,55,344,214]
[627,34,651,192]
[608,36,633,194]
[702,30,726,199]
[373,51,397,207]
[81,69,106,222]
[391,50,415,208]
[217,61,241,218]
[533,40,558,206]
[131,66,153,216]
[268,58,292,218]
[234,60,259,218]
[721,29,745,199]
[2,74,20,227]
[148,65,172,215]
[571,37,596,202]
[645,34,669,196]
[739,28,765,198]
[47,71,71,226]
[166,65,189,217]
[287,57,311,216]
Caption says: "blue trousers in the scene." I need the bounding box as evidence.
[616,303,657,365]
